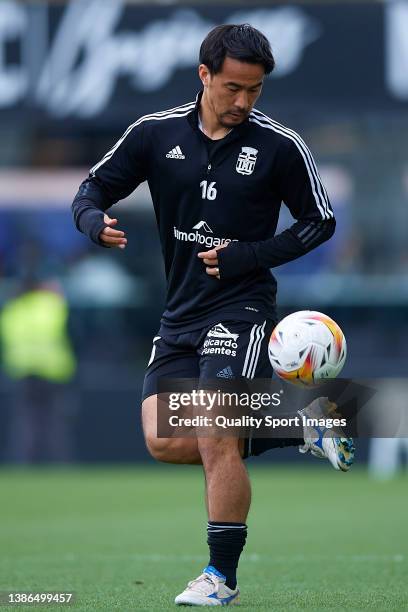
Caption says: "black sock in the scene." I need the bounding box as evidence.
[243,436,303,458]
[207,521,247,590]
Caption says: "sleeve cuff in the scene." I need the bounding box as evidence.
[218,242,258,280]
[77,208,108,247]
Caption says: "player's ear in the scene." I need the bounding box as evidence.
[198,64,210,87]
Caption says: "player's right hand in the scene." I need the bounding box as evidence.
[99,214,127,249]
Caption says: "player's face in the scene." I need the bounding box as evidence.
[199,57,265,128]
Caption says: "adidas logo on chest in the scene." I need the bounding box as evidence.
[166,145,185,159]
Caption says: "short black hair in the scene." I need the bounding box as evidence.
[199,24,275,75]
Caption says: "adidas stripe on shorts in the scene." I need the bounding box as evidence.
[141,318,276,401]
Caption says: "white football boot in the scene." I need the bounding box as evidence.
[175,565,239,606]
[298,397,355,471]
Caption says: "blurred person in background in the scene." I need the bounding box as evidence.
[0,274,77,463]
[368,379,408,479]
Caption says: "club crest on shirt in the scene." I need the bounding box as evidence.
[236,146,258,176]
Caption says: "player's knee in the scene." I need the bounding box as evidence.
[145,435,173,462]
[145,435,194,464]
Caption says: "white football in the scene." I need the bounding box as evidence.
[268,310,347,386]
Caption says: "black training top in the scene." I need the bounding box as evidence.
[72,92,335,332]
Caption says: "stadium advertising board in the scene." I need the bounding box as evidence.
[1,0,407,125]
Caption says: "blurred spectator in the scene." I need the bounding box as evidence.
[368,379,408,479]
[0,277,77,463]
[369,438,408,479]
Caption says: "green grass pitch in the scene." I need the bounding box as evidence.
[0,465,407,611]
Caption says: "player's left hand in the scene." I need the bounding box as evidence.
[197,244,229,279]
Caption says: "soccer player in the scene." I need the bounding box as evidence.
[72,24,354,607]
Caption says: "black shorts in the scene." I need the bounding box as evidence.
[142,318,276,401]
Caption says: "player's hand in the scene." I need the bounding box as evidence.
[99,214,127,249]
[197,244,229,279]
